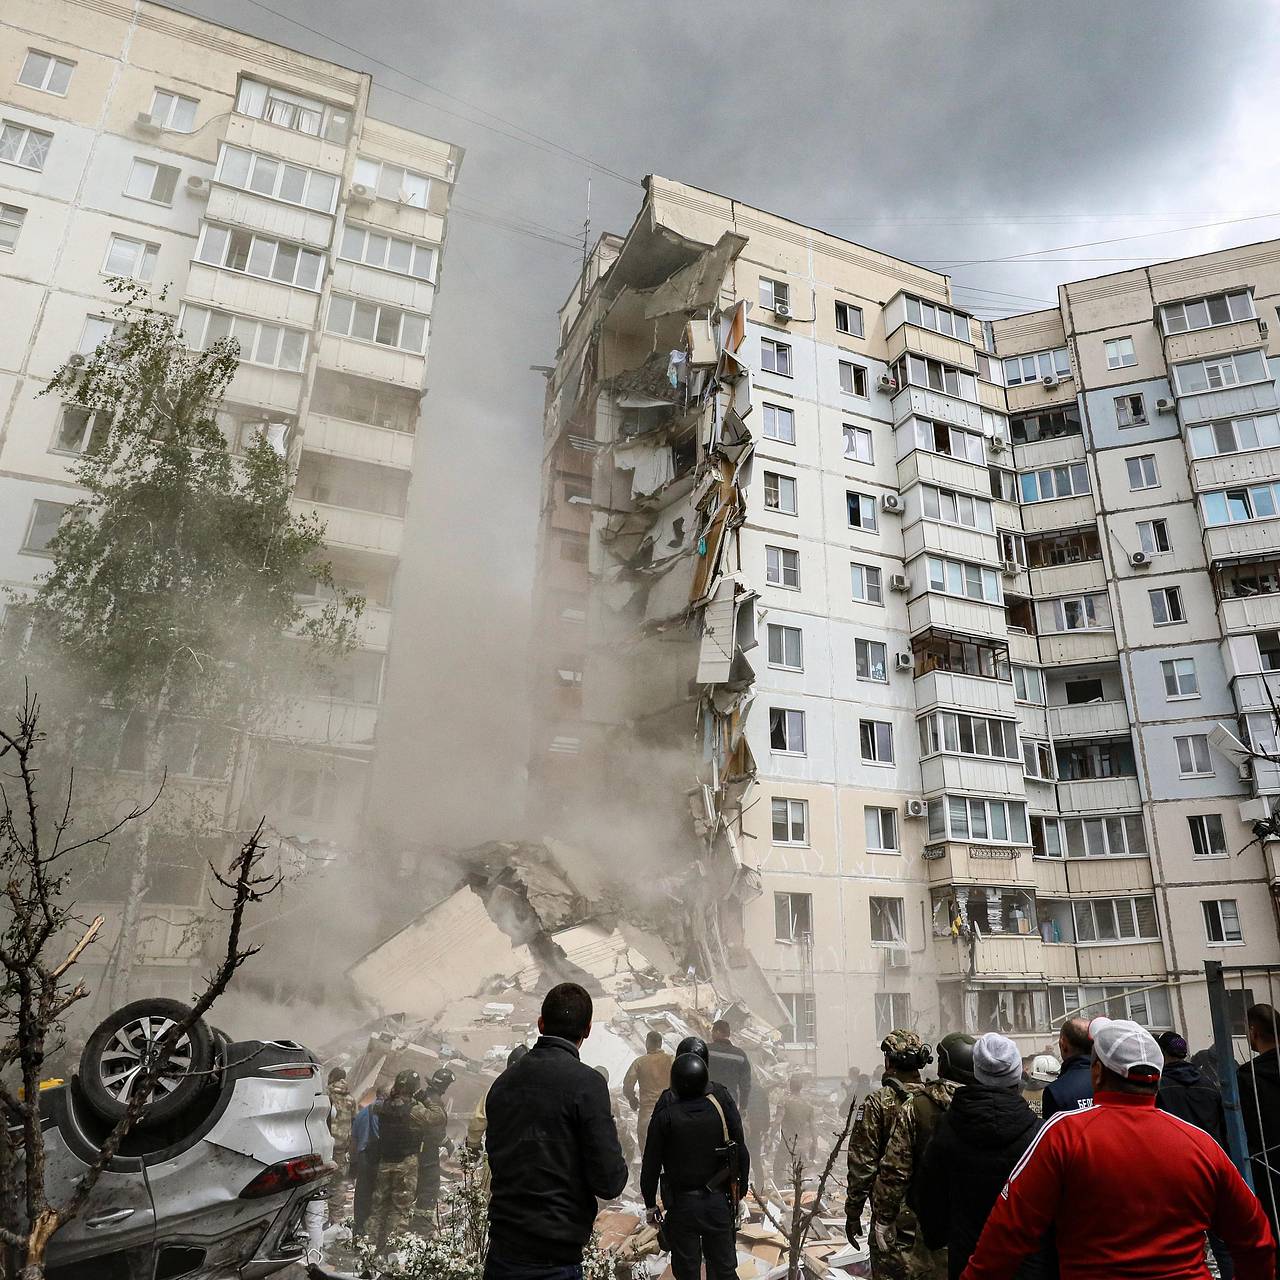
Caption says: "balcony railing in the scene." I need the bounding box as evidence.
[934,932,1044,979]
[1019,494,1098,536]
[1048,700,1130,738]
[1029,559,1107,598]
[301,411,416,469]
[913,670,1018,717]
[907,592,1008,639]
[921,841,1036,887]
[292,498,404,556]
[1205,520,1280,565]
[1056,776,1143,812]
[204,183,333,249]
[1038,630,1120,666]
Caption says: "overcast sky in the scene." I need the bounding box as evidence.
[175,0,1280,851]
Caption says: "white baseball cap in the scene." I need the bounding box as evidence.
[1092,1018,1162,1081]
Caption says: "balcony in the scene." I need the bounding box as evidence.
[292,498,404,557]
[1013,433,1087,472]
[1231,670,1280,713]
[1029,560,1107,598]
[184,265,320,329]
[317,332,427,390]
[886,324,977,371]
[914,670,1017,717]
[890,385,983,431]
[297,598,391,650]
[1165,319,1266,364]
[332,260,435,313]
[978,380,1006,413]
[1016,704,1050,740]
[1056,776,1143,812]
[1006,629,1038,667]
[228,362,304,414]
[934,932,1044,979]
[896,448,989,497]
[921,755,1026,796]
[1005,380,1077,416]
[903,521,1000,566]
[279,697,379,749]
[1074,939,1166,981]
[1020,495,1097,536]
[1038,630,1119,666]
[204,183,333,249]
[345,198,447,248]
[301,411,416,470]
[907,592,1007,639]
[922,841,1036,888]
[223,114,349,175]
[1041,943,1080,981]
[1048,700,1130,738]
[1192,446,1280,492]
[1064,858,1155,896]
[1221,594,1280,633]
[1205,519,1280,565]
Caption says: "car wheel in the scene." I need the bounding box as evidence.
[79,998,217,1128]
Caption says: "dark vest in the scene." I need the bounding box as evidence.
[376,1095,421,1163]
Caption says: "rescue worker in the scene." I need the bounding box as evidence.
[326,1067,358,1222]
[624,1030,675,1151]
[466,1044,528,1201]
[365,1070,432,1254]
[871,1033,976,1280]
[773,1075,817,1189]
[642,1051,748,1280]
[413,1067,455,1224]
[351,1086,386,1237]
[652,1037,744,1133]
[846,1029,934,1280]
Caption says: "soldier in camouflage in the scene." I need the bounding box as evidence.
[413,1067,455,1226]
[870,1033,976,1280]
[366,1070,433,1254]
[846,1029,934,1280]
[326,1067,358,1220]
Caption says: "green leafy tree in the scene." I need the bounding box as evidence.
[9,280,362,1003]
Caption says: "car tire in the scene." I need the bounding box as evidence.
[79,998,217,1129]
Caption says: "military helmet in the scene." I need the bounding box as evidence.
[937,1032,977,1086]
[427,1066,456,1094]
[676,1035,709,1064]
[671,1051,709,1101]
[880,1028,933,1071]
[506,1044,530,1069]
[392,1069,421,1096]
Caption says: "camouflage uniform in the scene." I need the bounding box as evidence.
[366,1095,432,1250]
[327,1077,358,1217]
[871,1078,957,1280]
[412,1093,450,1221]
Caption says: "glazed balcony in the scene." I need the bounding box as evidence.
[934,932,1044,979]
[913,670,1018,717]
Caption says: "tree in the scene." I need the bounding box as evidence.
[8,280,362,1003]
[0,693,282,1279]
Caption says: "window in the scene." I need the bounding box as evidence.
[18,50,75,95]
[1162,658,1199,699]
[769,707,805,754]
[1055,739,1136,781]
[52,406,111,455]
[103,234,159,282]
[0,122,53,172]
[835,300,864,337]
[1011,407,1081,445]
[312,372,418,433]
[1259,632,1280,671]
[759,278,790,311]
[915,637,1011,682]
[921,484,994,531]
[1105,336,1137,369]
[914,418,987,466]
[196,224,324,290]
[326,295,427,354]
[850,562,883,604]
[1058,814,1148,859]
[235,77,349,142]
[874,992,910,1040]
[1202,484,1280,527]
[870,897,906,946]
[990,467,1017,502]
[1175,734,1213,777]
[1174,350,1267,395]
[78,315,126,354]
[926,795,1030,844]
[839,360,868,397]
[1203,900,1243,945]
[766,545,800,589]
[760,337,792,376]
[1149,586,1185,626]
[774,891,813,942]
[860,719,894,764]
[1189,814,1228,860]
[919,712,1020,761]
[891,354,978,400]
[1036,593,1111,632]
[780,992,817,1046]
[1023,740,1055,780]
[771,798,808,845]
[926,556,1003,604]
[761,403,795,446]
[22,500,70,555]
[1073,896,1159,944]
[123,158,179,205]
[353,156,430,205]
[1013,665,1045,704]
[1137,519,1171,555]
[847,491,878,532]
[150,88,198,132]
[1019,462,1091,503]
[1126,455,1159,491]
[215,144,339,213]
[763,471,798,515]
[0,203,25,251]
[1115,394,1147,428]
[179,305,307,372]
[767,623,803,670]
[1049,984,1172,1030]
[1163,291,1254,334]
[559,536,587,564]
[903,296,968,340]
[843,424,873,463]
[1002,347,1071,386]
[855,638,888,682]
[339,225,436,281]
[865,806,898,852]
[1189,414,1280,460]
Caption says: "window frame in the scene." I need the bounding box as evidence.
[762,402,796,445]
[1162,291,1254,335]
[353,156,431,207]
[215,143,339,214]
[760,337,793,377]
[149,88,199,132]
[763,470,799,516]
[1002,347,1071,387]
[1203,899,1244,946]
[843,423,873,463]
[51,405,111,457]
[859,718,895,765]
[1189,813,1228,860]
[339,223,436,282]
[839,359,869,398]
[835,300,864,337]
[1126,454,1159,491]
[1137,518,1171,556]
[325,293,427,355]
[0,121,54,173]
[847,491,879,533]
[1114,393,1147,428]
[1161,657,1199,700]
[769,707,807,755]
[1104,336,1137,370]
[123,157,180,206]
[195,222,325,292]
[102,233,160,282]
[18,50,75,96]
[854,637,888,683]
[779,991,817,1046]
[1175,733,1213,777]
[0,203,25,252]
[766,622,804,672]
[766,545,801,590]
[21,500,71,556]
[1072,895,1160,945]
[759,277,790,312]
[870,896,907,947]
[1149,585,1186,627]
[179,303,308,373]
[850,561,884,605]
[1174,350,1268,396]
[771,798,809,847]
[774,890,813,942]
[865,805,899,853]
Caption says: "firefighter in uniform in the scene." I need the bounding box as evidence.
[326,1067,358,1221]
[366,1070,432,1253]
[845,1029,934,1280]
[413,1067,455,1224]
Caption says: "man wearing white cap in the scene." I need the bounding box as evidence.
[960,1020,1276,1280]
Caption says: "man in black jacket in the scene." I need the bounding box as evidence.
[914,1032,1043,1280]
[708,1021,753,1112]
[1236,1004,1280,1267]
[485,983,628,1280]
[1040,1017,1093,1120]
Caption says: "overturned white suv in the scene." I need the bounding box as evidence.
[37,997,335,1280]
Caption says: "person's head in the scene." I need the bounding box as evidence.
[539,982,593,1046]
[374,1086,388,1102]
[671,1051,709,1100]
[646,1031,663,1053]
[677,1035,709,1064]
[327,1067,346,1086]
[712,1019,732,1043]
[1248,1004,1280,1053]
[391,1069,420,1099]
[1090,1019,1161,1096]
[427,1067,455,1096]
[594,1064,610,1085]
[937,1032,977,1087]
[857,1071,870,1089]
[880,1028,933,1079]
[506,1044,529,1069]
[1059,1016,1091,1060]
[789,1075,804,1095]
[1026,1054,1060,1088]
[972,1033,1022,1091]
[1155,1031,1189,1064]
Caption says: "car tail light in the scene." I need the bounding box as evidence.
[260,1063,317,1079]
[239,1154,333,1199]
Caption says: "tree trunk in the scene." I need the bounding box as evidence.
[20,1207,59,1279]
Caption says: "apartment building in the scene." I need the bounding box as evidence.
[531,175,1280,1075]
[0,0,459,991]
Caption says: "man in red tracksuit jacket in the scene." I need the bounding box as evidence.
[961,1018,1275,1280]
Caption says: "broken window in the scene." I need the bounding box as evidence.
[311,371,419,432]
[1054,738,1136,781]
[1115,393,1147,427]
[769,707,806,754]
[764,471,798,515]
[859,719,894,765]
[774,892,813,942]
[913,635,1010,681]
[1022,740,1055,780]
[843,424,873,463]
[870,896,906,946]
[847,491,877,532]
[52,405,111,455]
[767,623,803,670]
[771,798,808,845]
[1203,899,1243,945]
[22,500,71,555]
[779,992,817,1045]
[766,545,800,588]
[1188,413,1280,458]
[353,155,430,206]
[1149,586,1185,626]
[874,992,909,1039]
[835,300,864,337]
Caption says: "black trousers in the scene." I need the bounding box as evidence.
[665,1190,737,1280]
[353,1148,378,1235]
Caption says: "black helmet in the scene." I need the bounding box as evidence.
[392,1069,421,1097]
[671,1052,709,1100]
[880,1029,933,1072]
[676,1036,709,1064]
[937,1032,977,1086]
[506,1044,529,1069]
[428,1067,455,1094]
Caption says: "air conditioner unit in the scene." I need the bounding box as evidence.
[1042,374,1060,389]
[904,798,927,819]
[1129,549,1151,568]
[1156,397,1176,414]
[1001,559,1020,577]
[886,947,909,969]
[1261,320,1270,338]
[894,652,913,671]
[881,492,904,514]
[773,302,793,322]
[134,111,162,134]
[877,373,897,392]
[348,182,375,205]
[889,573,910,593]
[185,174,208,196]
[988,435,1008,453]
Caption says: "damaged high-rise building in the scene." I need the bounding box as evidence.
[531,175,1280,1073]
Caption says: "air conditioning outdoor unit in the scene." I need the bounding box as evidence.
[773,302,793,322]
[889,573,910,593]
[988,435,1008,453]
[1262,320,1270,337]
[895,652,913,671]
[886,947,909,969]
[348,182,375,205]
[185,174,208,196]
[1042,374,1060,389]
[877,373,897,392]
[881,492,904,513]
[1129,549,1151,568]
[904,798,927,819]
[1001,559,1020,577]
[135,111,161,134]
[1156,397,1176,414]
